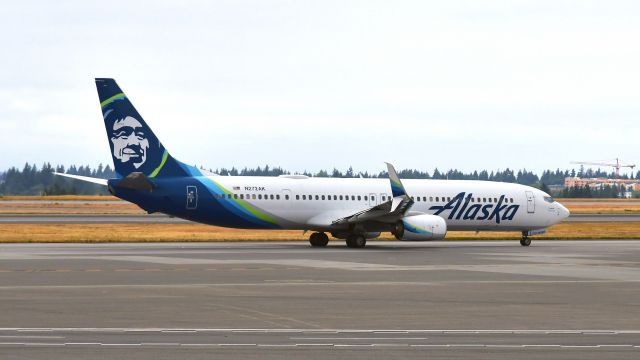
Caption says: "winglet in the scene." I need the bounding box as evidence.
[385,162,407,197]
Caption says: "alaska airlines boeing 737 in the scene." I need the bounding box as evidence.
[57,78,570,248]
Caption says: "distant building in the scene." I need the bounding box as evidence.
[564,177,640,198]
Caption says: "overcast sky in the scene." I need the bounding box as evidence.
[1,0,639,175]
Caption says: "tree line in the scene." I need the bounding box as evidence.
[0,163,115,196]
[1,162,639,197]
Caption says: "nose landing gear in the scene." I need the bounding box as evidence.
[520,232,531,246]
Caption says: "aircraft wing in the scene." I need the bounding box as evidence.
[332,162,414,225]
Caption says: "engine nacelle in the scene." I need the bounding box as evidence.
[393,214,447,241]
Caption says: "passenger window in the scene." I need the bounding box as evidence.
[270,194,274,200]
[252,194,256,199]
[364,196,368,201]
[258,194,262,200]
[351,195,355,200]
[357,195,361,201]
[239,194,244,199]
[494,198,497,203]
[334,195,337,200]
[435,197,439,202]
[488,198,492,203]
[321,195,325,200]
[339,195,343,200]
[295,195,299,200]
[315,195,319,200]
[276,194,280,200]
[302,195,306,200]
[416,197,421,202]
[285,194,289,200]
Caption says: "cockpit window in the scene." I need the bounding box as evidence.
[544,196,554,203]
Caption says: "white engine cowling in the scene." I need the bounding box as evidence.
[394,214,447,241]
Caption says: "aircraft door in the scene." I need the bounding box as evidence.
[186,185,198,210]
[369,193,377,206]
[525,191,535,213]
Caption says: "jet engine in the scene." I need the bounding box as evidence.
[393,214,447,241]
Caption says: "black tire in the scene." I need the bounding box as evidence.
[310,232,329,247]
[520,237,531,247]
[346,234,366,248]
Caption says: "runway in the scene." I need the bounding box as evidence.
[1,240,640,359]
[2,213,640,223]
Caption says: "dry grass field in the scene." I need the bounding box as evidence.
[0,222,639,243]
[0,195,119,201]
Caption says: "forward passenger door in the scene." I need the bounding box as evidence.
[525,191,535,213]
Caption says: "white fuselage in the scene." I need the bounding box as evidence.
[209,175,569,232]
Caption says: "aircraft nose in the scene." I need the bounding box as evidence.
[557,203,570,220]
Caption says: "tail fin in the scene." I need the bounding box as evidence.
[96,78,189,178]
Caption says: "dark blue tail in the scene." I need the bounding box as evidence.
[96,78,189,178]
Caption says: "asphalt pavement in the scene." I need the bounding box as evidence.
[1,240,640,359]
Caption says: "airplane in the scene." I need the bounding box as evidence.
[56,78,570,248]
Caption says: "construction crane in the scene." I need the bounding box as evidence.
[570,158,636,177]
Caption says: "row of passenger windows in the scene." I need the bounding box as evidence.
[411,196,515,204]
[214,193,285,200]
[214,193,515,204]
[296,194,384,201]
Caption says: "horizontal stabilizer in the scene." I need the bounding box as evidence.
[54,172,108,186]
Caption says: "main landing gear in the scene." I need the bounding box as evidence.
[308,232,367,248]
[346,234,367,248]
[520,231,531,247]
[309,232,329,247]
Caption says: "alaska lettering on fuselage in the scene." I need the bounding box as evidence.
[429,192,519,224]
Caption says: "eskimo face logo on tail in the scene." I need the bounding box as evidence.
[429,192,519,224]
[111,116,149,169]
[103,107,163,177]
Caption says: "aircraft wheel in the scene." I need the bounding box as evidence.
[309,232,329,247]
[346,234,366,248]
[520,235,531,247]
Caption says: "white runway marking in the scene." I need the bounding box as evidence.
[2,327,640,334]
